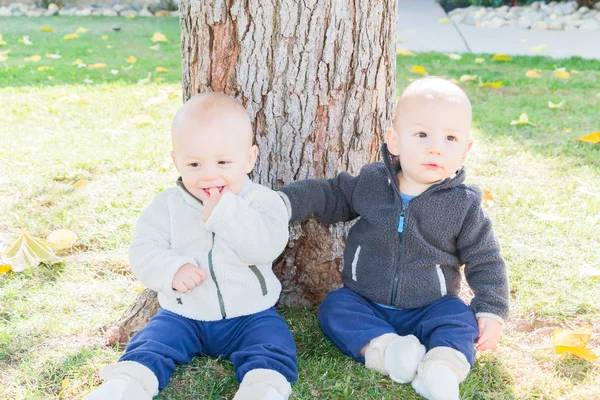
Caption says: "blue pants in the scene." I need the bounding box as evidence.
[119,307,298,390]
[319,287,479,366]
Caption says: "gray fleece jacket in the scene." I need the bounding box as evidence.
[279,144,509,324]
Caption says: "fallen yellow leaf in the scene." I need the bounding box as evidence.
[133,281,146,292]
[151,32,168,42]
[459,75,477,82]
[88,63,107,69]
[554,68,570,79]
[24,55,41,62]
[410,65,428,75]
[548,101,564,109]
[439,17,451,24]
[47,229,78,250]
[155,77,165,83]
[126,13,136,19]
[493,54,511,61]
[0,264,11,274]
[37,66,53,71]
[106,45,113,49]
[0,40,6,46]
[0,54,7,62]
[63,33,79,40]
[101,35,108,40]
[46,53,61,59]
[76,27,89,34]
[552,327,598,361]
[479,81,503,88]
[577,132,600,144]
[474,58,485,64]
[396,48,416,56]
[127,55,137,64]
[447,53,462,61]
[155,67,168,73]
[529,44,548,54]
[74,179,89,187]
[483,189,493,202]
[526,69,540,78]
[137,72,152,84]
[1,228,61,272]
[72,58,83,66]
[40,25,55,32]
[57,94,90,104]
[511,113,536,126]
[131,115,156,125]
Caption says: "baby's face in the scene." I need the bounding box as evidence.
[172,116,257,199]
[388,87,472,194]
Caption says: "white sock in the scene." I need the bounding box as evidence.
[364,333,426,383]
[84,361,159,400]
[411,347,470,400]
[233,369,292,400]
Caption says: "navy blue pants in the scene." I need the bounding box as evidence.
[319,287,479,366]
[119,307,298,390]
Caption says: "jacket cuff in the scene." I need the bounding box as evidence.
[277,191,293,222]
[475,312,505,326]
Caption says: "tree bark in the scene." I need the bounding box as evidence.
[106,0,396,345]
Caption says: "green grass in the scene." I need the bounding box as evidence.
[1,17,600,399]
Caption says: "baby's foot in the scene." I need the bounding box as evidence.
[384,334,426,383]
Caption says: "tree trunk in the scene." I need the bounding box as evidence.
[105,0,396,346]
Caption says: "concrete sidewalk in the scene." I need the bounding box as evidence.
[397,0,600,60]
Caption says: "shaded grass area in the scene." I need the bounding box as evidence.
[0,17,182,86]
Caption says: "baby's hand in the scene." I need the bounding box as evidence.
[475,317,503,351]
[172,263,205,293]
[199,187,227,222]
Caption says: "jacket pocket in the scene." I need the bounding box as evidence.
[435,264,447,296]
[351,246,361,282]
[249,265,268,296]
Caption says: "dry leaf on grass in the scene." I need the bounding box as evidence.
[577,132,600,144]
[1,229,61,272]
[47,229,78,250]
[552,326,599,361]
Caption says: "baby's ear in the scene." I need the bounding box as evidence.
[385,128,399,156]
[246,144,259,173]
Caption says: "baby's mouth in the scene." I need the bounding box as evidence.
[202,186,226,196]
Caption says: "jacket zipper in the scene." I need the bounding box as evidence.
[208,232,227,319]
[390,201,408,305]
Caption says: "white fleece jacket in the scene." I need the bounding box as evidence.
[129,177,289,321]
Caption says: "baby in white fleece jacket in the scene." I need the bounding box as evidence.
[86,93,297,400]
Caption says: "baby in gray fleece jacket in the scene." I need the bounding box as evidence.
[279,77,509,400]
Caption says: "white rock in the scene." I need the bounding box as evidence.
[58,8,76,16]
[532,21,548,30]
[45,3,59,16]
[102,8,118,16]
[25,9,42,17]
[548,20,563,30]
[119,9,137,17]
[113,4,126,13]
[0,6,10,16]
[580,19,600,31]
[596,13,600,22]
[138,7,153,17]
[578,6,590,14]
[75,8,91,16]
[565,18,585,27]
[518,16,532,29]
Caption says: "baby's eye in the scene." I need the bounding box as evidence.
[446,135,458,142]
[416,132,427,138]
[189,162,199,167]
[218,161,231,165]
